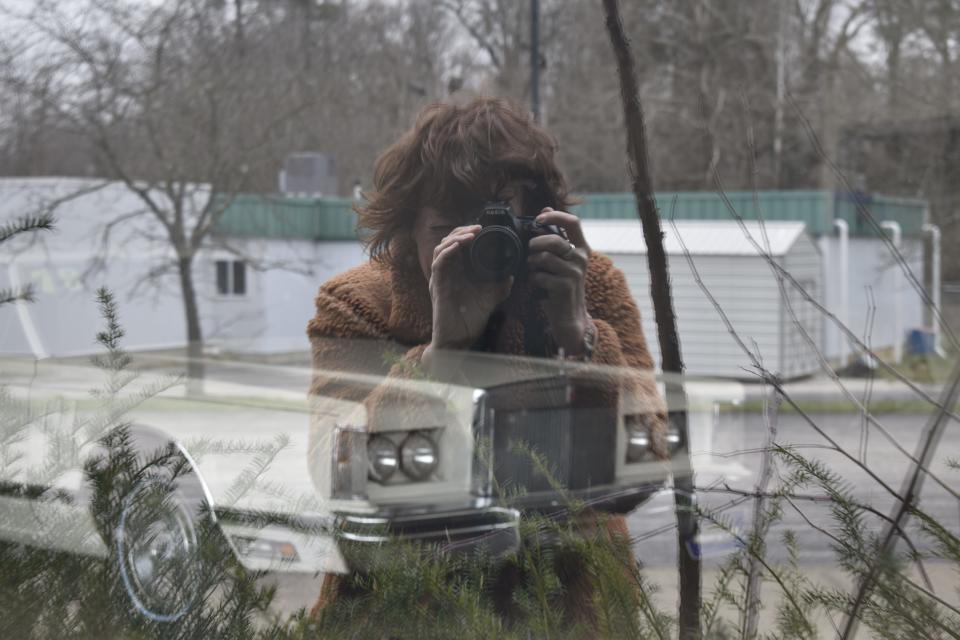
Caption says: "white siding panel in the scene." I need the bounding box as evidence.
[781,234,824,378]
[261,241,366,353]
[0,179,192,356]
[202,240,367,354]
[818,236,924,362]
[585,220,805,256]
[200,242,268,351]
[609,253,782,378]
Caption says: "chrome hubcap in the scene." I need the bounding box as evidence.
[116,480,200,622]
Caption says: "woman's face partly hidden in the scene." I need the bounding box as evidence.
[411,182,529,281]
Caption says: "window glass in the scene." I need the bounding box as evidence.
[233,261,246,295]
[0,1,957,638]
[216,260,229,295]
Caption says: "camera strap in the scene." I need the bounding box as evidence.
[521,300,550,358]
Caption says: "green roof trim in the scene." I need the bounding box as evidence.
[216,194,359,241]
[572,190,927,237]
[213,190,927,241]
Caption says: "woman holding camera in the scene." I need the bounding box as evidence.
[307,96,666,626]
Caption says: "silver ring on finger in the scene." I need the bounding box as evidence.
[561,242,577,261]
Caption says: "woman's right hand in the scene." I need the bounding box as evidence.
[427,225,514,351]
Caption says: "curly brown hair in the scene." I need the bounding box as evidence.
[356,97,574,266]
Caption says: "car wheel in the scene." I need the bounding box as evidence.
[114,473,205,622]
[89,426,219,623]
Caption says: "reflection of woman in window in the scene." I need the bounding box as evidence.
[307,97,666,625]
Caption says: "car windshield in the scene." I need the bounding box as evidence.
[1,1,958,638]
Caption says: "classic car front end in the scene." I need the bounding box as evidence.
[309,350,681,568]
[0,351,697,622]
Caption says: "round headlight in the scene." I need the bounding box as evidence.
[665,427,682,452]
[367,436,399,483]
[400,432,438,481]
[626,423,650,463]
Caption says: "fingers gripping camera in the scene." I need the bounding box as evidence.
[464,201,568,282]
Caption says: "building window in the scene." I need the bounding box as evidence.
[216,260,247,295]
[233,260,246,295]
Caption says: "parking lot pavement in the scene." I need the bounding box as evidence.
[641,561,959,636]
[258,571,325,621]
[631,410,960,565]
[741,372,949,405]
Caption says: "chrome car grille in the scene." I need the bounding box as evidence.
[492,406,616,494]
[473,374,618,499]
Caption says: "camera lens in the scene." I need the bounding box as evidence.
[470,227,523,280]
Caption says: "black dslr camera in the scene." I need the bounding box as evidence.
[465,201,566,282]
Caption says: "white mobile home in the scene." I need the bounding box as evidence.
[583,220,823,380]
[0,178,364,358]
[0,180,933,381]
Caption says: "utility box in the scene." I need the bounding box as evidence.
[906,328,936,355]
[279,152,338,197]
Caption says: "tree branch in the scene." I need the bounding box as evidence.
[602,2,701,637]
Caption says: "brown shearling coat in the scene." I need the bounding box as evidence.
[307,242,666,432]
[305,242,667,620]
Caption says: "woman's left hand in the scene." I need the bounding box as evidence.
[526,207,592,357]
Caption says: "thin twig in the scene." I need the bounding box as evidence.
[859,287,878,465]
[742,382,780,640]
[697,508,817,639]
[779,93,960,640]
[842,360,960,638]
[700,483,936,591]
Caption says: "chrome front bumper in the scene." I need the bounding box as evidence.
[505,481,665,515]
[332,481,662,566]
[335,505,520,566]
[214,482,660,575]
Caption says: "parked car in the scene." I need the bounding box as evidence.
[0,348,729,623]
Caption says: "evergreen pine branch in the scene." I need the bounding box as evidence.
[783,494,957,621]
[91,287,131,372]
[777,446,960,638]
[697,506,817,639]
[911,507,960,567]
[0,212,55,244]
[0,200,55,312]
[0,284,36,306]
[220,433,291,507]
[632,568,674,639]
[700,559,738,638]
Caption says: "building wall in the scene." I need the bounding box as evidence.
[781,233,824,378]
[0,178,369,357]
[609,252,785,379]
[0,178,930,368]
[201,240,366,353]
[0,179,189,357]
[818,236,924,363]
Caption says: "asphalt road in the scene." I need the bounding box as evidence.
[629,410,960,567]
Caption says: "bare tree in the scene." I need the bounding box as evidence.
[602,2,702,637]
[913,0,960,113]
[787,0,869,189]
[1,0,317,382]
[439,0,533,99]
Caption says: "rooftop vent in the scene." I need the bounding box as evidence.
[279,152,338,197]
